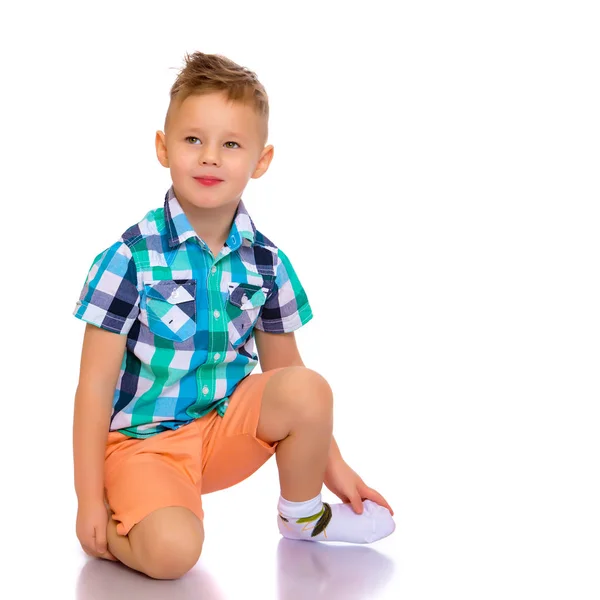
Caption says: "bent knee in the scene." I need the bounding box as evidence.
[280,366,334,418]
[144,535,202,580]
[131,507,204,580]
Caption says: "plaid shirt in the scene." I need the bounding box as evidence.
[73,186,313,439]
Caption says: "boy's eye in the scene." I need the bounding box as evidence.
[185,137,240,149]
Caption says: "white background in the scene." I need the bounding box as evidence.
[1,1,598,598]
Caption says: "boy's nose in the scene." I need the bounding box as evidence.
[200,152,219,165]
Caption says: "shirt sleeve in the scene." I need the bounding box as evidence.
[255,247,313,333]
[73,241,141,335]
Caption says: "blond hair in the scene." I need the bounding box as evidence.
[165,51,269,146]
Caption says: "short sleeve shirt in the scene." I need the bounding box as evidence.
[73,186,313,439]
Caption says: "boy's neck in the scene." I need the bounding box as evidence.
[176,192,241,259]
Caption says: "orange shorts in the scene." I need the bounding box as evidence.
[104,367,285,536]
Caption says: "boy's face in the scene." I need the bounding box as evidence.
[155,91,273,212]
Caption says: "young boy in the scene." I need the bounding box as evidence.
[72,51,395,580]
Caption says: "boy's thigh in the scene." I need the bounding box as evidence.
[105,427,204,537]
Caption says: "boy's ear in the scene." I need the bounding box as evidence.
[155,131,169,168]
[251,145,274,179]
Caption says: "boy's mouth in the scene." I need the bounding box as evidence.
[194,177,224,187]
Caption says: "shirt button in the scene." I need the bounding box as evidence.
[213,310,220,319]
[214,353,221,360]
[211,266,217,274]
[202,386,209,395]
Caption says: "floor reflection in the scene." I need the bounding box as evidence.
[76,557,226,600]
[276,538,396,600]
[76,537,396,600]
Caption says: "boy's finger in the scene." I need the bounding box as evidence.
[364,488,394,516]
[350,495,364,514]
[101,550,118,562]
[95,528,108,555]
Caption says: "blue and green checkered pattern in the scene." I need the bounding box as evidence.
[73,186,313,439]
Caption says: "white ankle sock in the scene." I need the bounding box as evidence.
[278,493,323,519]
[277,493,395,544]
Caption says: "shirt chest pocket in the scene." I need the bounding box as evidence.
[226,282,269,348]
[143,279,197,343]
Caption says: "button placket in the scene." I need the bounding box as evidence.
[199,253,228,403]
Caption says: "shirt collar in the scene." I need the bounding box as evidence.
[164,185,257,251]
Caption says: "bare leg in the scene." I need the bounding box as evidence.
[257,367,396,543]
[257,367,334,502]
[104,504,145,572]
[104,504,204,579]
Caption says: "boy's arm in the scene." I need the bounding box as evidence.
[73,323,127,505]
[254,329,344,464]
[255,330,305,372]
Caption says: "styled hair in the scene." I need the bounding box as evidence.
[165,51,269,146]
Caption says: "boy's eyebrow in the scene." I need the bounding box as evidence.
[185,127,247,139]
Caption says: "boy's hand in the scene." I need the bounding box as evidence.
[76,501,118,561]
[323,458,394,516]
